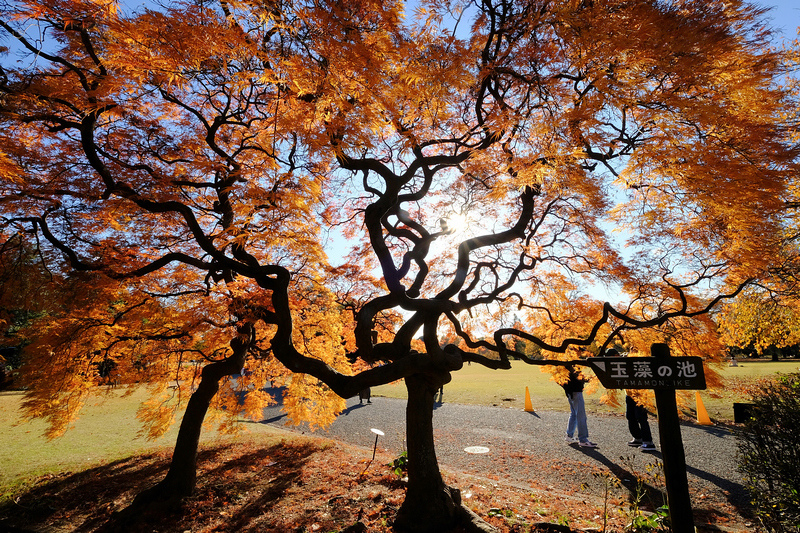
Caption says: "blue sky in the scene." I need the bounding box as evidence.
[758,0,800,41]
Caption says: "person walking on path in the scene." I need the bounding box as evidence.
[561,363,597,448]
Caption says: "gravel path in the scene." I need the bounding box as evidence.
[260,394,749,523]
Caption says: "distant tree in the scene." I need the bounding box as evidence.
[0,234,58,340]
[0,233,70,387]
[1,1,798,532]
[717,290,800,360]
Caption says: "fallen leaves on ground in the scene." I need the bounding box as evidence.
[0,435,753,532]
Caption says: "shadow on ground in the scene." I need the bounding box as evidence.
[0,435,752,533]
[0,441,327,533]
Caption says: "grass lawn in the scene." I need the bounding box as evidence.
[0,387,284,495]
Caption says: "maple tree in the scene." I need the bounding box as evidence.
[1,0,798,532]
[0,0,354,507]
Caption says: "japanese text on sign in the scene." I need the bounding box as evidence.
[586,357,706,390]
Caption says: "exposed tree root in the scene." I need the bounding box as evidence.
[455,502,498,533]
[393,483,496,533]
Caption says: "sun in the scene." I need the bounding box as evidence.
[440,211,472,237]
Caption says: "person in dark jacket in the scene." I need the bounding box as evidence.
[561,364,597,448]
[605,348,656,451]
[625,392,655,449]
[359,387,371,404]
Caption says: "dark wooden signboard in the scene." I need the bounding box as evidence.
[583,344,701,533]
[586,356,706,390]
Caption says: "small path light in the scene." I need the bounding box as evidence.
[360,428,385,477]
[370,428,384,460]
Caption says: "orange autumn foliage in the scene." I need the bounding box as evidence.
[1,0,798,528]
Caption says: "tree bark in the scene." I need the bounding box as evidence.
[394,374,495,533]
[394,373,456,531]
[130,325,254,508]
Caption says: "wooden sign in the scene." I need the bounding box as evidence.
[586,356,706,390]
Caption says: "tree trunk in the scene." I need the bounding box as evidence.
[394,374,495,533]
[130,326,254,508]
[131,368,223,506]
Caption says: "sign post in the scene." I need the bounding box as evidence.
[586,353,706,391]
[651,343,695,533]
[586,343,703,533]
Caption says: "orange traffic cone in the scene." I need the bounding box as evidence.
[524,386,534,412]
[695,391,713,425]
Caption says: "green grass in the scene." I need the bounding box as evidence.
[0,388,175,491]
[700,360,800,420]
[0,387,282,495]
[374,361,593,412]
[718,359,800,378]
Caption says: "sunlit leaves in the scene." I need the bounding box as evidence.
[1,0,798,456]
[717,291,800,356]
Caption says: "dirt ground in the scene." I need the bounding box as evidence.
[0,435,756,533]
